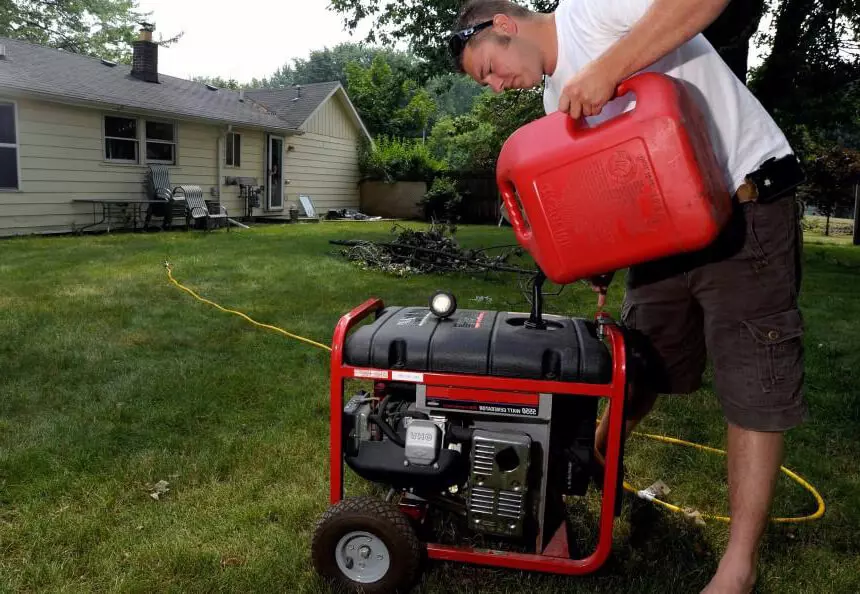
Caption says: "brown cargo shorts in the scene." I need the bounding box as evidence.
[622,193,807,432]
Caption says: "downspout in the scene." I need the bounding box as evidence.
[217,124,231,202]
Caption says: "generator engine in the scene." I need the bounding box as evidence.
[339,292,612,548]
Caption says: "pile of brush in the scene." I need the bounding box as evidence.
[331,224,532,277]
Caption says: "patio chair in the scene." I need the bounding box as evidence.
[144,165,186,230]
[173,185,229,232]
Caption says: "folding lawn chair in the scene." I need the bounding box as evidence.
[173,185,229,232]
[144,165,186,230]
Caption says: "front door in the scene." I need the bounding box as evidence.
[267,135,284,211]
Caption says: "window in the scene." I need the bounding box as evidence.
[104,116,138,162]
[0,101,19,190]
[103,116,178,164]
[145,120,176,164]
[225,132,241,167]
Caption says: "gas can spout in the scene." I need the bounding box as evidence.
[524,269,547,330]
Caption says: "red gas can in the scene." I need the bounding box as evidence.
[496,72,731,284]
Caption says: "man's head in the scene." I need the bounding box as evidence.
[450,0,548,93]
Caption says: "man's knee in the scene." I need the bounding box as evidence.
[625,385,658,422]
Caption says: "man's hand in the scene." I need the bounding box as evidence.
[558,61,620,119]
[589,271,615,309]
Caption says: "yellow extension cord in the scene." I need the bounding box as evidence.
[164,262,331,352]
[594,435,825,524]
[164,262,825,525]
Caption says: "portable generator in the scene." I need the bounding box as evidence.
[311,272,629,592]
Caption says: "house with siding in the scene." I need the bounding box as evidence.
[0,28,372,237]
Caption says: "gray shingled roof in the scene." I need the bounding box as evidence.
[0,37,301,132]
[244,82,341,129]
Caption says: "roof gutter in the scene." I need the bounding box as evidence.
[0,86,302,135]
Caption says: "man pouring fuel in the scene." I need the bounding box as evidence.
[449,1,807,592]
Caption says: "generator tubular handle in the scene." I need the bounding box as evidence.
[329,297,385,504]
[332,296,383,337]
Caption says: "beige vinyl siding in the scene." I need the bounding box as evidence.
[0,97,263,236]
[302,95,359,140]
[220,129,265,217]
[285,93,361,213]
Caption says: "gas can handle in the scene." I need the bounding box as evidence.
[615,71,666,119]
[562,72,660,134]
[499,179,531,240]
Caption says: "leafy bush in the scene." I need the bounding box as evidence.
[359,136,445,183]
[427,115,498,171]
[419,176,462,222]
[427,88,545,173]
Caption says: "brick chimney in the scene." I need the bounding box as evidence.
[131,23,158,83]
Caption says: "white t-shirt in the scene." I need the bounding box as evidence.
[543,0,793,194]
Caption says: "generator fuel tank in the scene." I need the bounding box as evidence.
[342,306,611,384]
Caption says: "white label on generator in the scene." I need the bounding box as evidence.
[353,368,389,379]
[391,371,424,383]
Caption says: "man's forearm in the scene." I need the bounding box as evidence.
[598,0,730,82]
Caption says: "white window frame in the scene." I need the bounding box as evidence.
[225,131,241,168]
[102,115,179,166]
[0,99,22,191]
[144,119,177,165]
[103,115,140,164]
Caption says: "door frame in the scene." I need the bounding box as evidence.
[266,135,285,211]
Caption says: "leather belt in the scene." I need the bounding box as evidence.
[735,154,805,204]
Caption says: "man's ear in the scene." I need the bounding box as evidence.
[492,14,518,36]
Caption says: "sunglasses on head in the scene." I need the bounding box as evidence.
[448,19,494,63]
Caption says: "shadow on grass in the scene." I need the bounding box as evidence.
[412,493,716,594]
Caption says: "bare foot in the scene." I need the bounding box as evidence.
[701,557,756,594]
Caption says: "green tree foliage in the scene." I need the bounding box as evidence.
[397,87,438,140]
[420,175,463,222]
[428,88,544,172]
[191,76,240,90]
[345,54,438,137]
[749,0,860,155]
[0,0,180,62]
[249,42,419,89]
[428,114,497,171]
[425,73,486,117]
[359,136,445,182]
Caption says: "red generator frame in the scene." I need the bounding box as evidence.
[329,298,628,576]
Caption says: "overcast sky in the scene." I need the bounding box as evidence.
[136,0,372,83]
[136,0,770,84]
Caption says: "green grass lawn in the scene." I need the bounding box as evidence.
[1,223,859,593]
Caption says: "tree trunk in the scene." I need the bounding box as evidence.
[702,0,768,83]
[750,0,815,112]
[826,213,831,236]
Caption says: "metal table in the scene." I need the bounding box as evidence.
[72,199,172,234]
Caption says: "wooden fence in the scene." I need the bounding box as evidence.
[446,170,502,224]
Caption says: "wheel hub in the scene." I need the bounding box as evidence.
[335,530,390,584]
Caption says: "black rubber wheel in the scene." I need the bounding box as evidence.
[312,496,424,593]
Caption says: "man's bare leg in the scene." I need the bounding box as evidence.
[702,425,783,594]
[594,387,658,456]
